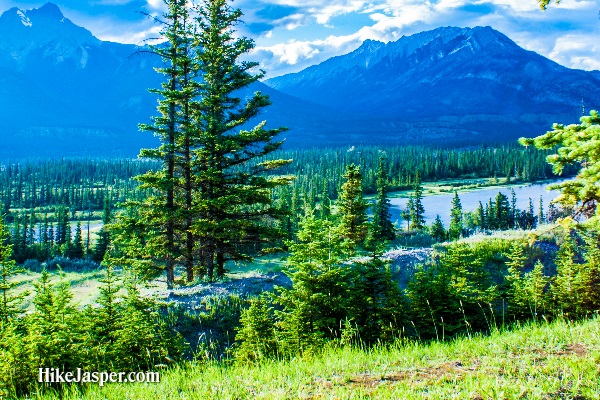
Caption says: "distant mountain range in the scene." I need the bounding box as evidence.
[1,3,600,157]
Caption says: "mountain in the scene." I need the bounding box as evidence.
[0,3,352,156]
[266,26,600,139]
[1,5,600,156]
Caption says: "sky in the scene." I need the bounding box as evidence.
[2,0,599,77]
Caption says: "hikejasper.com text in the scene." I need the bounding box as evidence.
[38,368,160,387]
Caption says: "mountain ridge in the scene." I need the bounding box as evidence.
[1,3,599,156]
[265,25,600,131]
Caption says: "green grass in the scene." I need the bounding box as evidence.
[42,317,599,399]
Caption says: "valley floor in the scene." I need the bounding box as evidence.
[42,317,599,399]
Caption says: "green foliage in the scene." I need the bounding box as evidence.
[429,215,447,242]
[234,296,278,362]
[551,235,588,318]
[337,164,368,245]
[407,243,499,339]
[504,241,548,321]
[0,218,27,323]
[371,155,396,242]
[275,213,352,355]
[348,256,407,344]
[538,0,559,10]
[448,191,463,240]
[408,172,426,230]
[0,321,31,397]
[520,110,600,226]
[26,269,84,372]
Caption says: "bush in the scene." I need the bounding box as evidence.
[44,257,100,272]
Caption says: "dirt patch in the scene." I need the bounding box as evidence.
[512,343,589,361]
[554,343,588,357]
[336,360,478,389]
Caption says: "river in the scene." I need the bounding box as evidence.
[388,181,561,227]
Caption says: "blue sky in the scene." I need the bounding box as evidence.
[2,0,599,77]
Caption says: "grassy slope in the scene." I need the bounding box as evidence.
[51,318,599,400]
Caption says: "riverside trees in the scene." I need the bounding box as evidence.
[111,0,292,286]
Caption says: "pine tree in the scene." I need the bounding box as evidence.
[551,236,585,318]
[409,172,425,230]
[0,218,27,323]
[402,199,412,231]
[523,260,548,319]
[371,155,395,242]
[448,191,463,240]
[26,269,83,372]
[70,221,84,259]
[234,296,278,362]
[504,241,530,320]
[93,197,112,262]
[408,244,498,339]
[190,0,292,279]
[349,255,407,344]
[118,0,193,288]
[538,195,545,224]
[476,201,486,231]
[112,0,293,284]
[485,198,497,230]
[520,110,600,227]
[494,192,511,230]
[582,233,600,313]
[430,215,446,242]
[83,265,122,368]
[510,188,518,228]
[274,213,353,355]
[337,164,368,245]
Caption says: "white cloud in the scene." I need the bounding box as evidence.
[146,0,164,10]
[250,0,600,77]
[550,34,600,70]
[99,24,163,44]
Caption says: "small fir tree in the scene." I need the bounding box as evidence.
[409,172,425,230]
[430,215,446,242]
[448,191,463,240]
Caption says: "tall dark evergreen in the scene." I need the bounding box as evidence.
[0,218,26,323]
[371,155,395,242]
[430,215,446,242]
[408,172,425,230]
[448,191,463,240]
[190,0,292,279]
[494,192,511,230]
[338,164,368,245]
[110,0,292,284]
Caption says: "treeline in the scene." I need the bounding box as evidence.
[0,159,154,215]
[270,144,569,202]
[0,145,559,218]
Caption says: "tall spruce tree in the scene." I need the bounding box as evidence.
[116,0,193,288]
[337,164,368,245]
[275,212,353,355]
[409,172,425,230]
[494,192,511,230]
[448,191,463,240]
[371,155,395,242]
[190,0,292,279]
[0,218,27,323]
[111,0,292,284]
